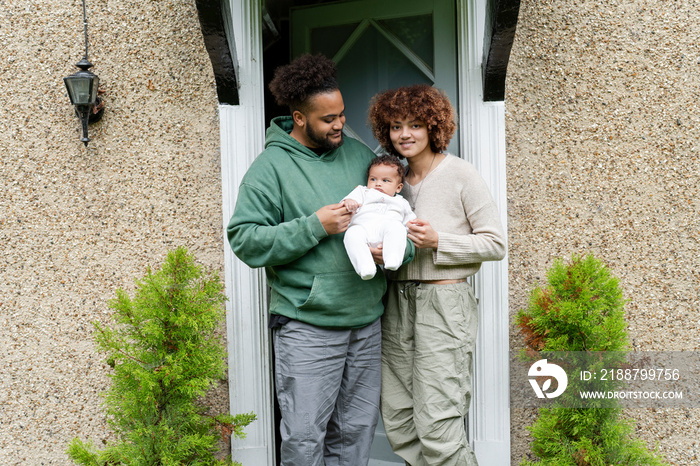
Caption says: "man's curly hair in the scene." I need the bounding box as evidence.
[268,54,339,114]
[368,84,456,158]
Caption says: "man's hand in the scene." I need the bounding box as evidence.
[316,203,354,235]
[407,219,439,249]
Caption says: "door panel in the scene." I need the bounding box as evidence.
[334,21,434,148]
[292,0,457,154]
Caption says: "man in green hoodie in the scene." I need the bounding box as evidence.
[227,54,414,466]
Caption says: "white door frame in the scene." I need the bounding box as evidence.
[220,1,275,465]
[220,1,510,464]
[457,0,510,463]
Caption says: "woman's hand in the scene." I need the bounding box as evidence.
[369,245,384,265]
[407,219,439,249]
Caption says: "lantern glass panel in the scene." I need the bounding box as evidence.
[64,74,98,105]
[89,75,99,102]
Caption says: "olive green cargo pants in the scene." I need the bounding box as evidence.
[381,280,479,466]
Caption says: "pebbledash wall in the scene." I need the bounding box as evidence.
[1,1,698,466]
[506,0,700,464]
[0,0,227,464]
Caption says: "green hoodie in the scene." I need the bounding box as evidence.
[227,116,414,329]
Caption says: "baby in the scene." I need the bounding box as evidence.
[342,155,415,280]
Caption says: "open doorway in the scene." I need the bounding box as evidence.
[260,2,459,464]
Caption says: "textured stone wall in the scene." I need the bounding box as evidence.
[0,0,226,463]
[507,0,700,464]
[3,0,699,464]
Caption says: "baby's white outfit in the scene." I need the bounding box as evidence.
[342,186,416,280]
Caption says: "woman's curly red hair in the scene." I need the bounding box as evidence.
[368,84,456,157]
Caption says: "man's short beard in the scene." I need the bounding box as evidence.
[306,124,344,151]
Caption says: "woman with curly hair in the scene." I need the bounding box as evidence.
[368,84,506,466]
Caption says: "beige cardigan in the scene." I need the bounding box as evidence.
[391,154,506,281]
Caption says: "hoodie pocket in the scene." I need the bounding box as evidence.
[299,270,385,314]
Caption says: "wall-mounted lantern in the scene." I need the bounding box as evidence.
[64,0,104,146]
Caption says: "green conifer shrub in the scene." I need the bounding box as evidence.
[516,254,667,466]
[67,247,255,465]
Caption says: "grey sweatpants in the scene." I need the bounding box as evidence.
[273,318,382,466]
[381,280,479,466]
